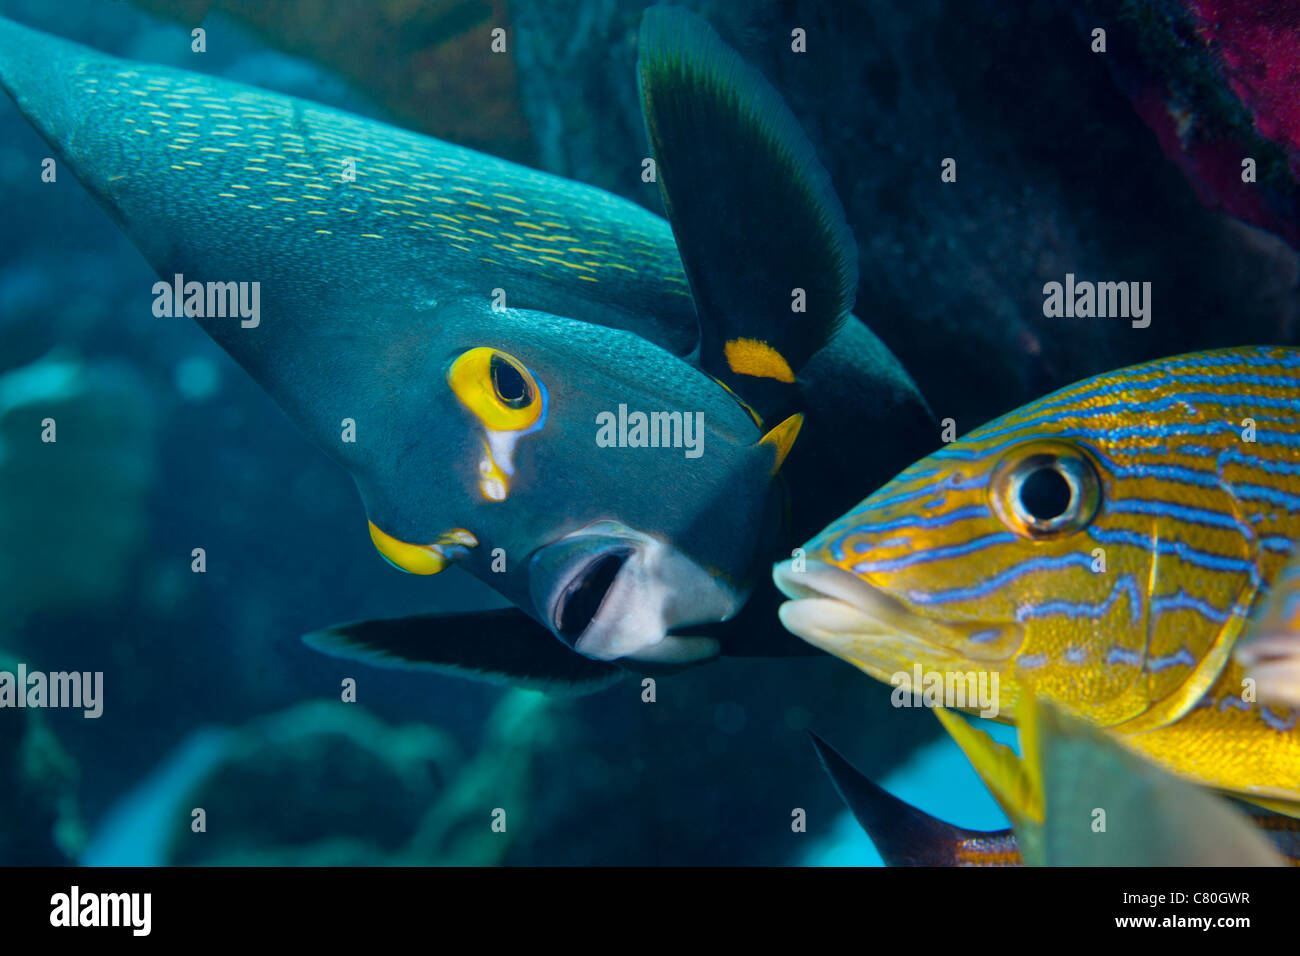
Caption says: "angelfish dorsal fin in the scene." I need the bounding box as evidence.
[637,5,857,419]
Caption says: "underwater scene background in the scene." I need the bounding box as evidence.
[1,0,1297,867]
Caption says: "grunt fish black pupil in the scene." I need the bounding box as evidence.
[1019,465,1072,522]
[490,354,531,408]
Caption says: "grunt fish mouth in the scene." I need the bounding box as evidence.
[772,559,1021,672]
[554,548,633,646]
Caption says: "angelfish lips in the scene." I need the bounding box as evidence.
[528,523,735,664]
[771,558,1021,678]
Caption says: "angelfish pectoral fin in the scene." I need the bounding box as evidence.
[757,412,804,475]
[303,608,624,695]
[367,521,477,575]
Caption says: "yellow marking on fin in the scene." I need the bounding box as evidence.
[758,413,803,474]
[360,234,385,239]
[725,338,796,383]
[934,704,1044,826]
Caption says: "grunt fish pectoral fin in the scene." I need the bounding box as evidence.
[637,5,857,422]
[942,696,1286,865]
[303,609,625,696]
[1236,556,1300,710]
[1031,699,1286,866]
[934,706,1044,836]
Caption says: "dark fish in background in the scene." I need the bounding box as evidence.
[124,0,537,164]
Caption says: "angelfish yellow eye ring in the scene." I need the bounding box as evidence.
[989,440,1101,540]
[448,347,543,432]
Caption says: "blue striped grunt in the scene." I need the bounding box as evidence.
[776,346,1300,813]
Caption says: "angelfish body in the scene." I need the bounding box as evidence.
[777,347,1300,811]
[1,10,934,686]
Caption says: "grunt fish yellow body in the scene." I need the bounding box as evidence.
[775,346,1300,813]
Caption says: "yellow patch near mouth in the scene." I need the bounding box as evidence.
[368,522,478,575]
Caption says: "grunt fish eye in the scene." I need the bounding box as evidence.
[1019,466,1071,522]
[989,441,1100,540]
[490,353,531,408]
[448,347,544,432]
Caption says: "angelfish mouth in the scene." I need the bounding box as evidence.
[554,548,632,646]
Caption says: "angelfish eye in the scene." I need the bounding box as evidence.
[990,440,1100,539]
[448,347,543,432]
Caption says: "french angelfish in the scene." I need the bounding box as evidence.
[811,697,1295,866]
[0,8,932,691]
[776,347,1300,811]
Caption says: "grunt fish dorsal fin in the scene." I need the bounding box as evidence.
[809,733,1002,866]
[637,5,857,422]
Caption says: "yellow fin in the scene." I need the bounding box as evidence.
[758,412,803,474]
[368,521,449,575]
[724,338,796,383]
[1239,796,1300,820]
[935,705,1043,827]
